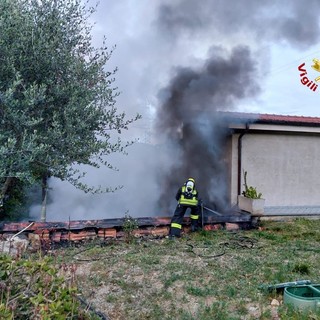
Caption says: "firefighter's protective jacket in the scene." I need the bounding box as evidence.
[175,185,199,206]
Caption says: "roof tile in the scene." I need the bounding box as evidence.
[220,111,320,126]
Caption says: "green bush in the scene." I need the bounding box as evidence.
[0,254,95,319]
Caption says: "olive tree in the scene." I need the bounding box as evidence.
[0,0,140,220]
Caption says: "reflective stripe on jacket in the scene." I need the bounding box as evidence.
[178,186,198,206]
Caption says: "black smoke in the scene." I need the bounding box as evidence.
[156,46,261,211]
[154,0,320,212]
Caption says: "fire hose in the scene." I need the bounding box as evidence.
[185,234,259,259]
[77,295,109,320]
[200,203,222,230]
[203,206,222,216]
[9,221,35,241]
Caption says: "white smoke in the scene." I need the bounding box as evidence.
[29,143,178,221]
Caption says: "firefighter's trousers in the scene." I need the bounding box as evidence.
[169,204,200,237]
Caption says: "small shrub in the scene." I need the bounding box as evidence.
[0,254,95,319]
[122,212,139,243]
[292,263,310,275]
[242,170,262,199]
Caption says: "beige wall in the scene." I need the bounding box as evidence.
[230,132,320,207]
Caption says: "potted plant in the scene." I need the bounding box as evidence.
[238,170,265,215]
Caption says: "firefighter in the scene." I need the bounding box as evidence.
[169,177,201,238]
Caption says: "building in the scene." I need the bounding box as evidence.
[224,112,320,216]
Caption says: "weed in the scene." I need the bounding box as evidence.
[122,212,139,243]
[236,300,249,315]
[105,294,117,303]
[225,284,237,297]
[192,301,230,320]
[292,262,310,275]
[163,273,184,288]
[0,253,96,319]
[185,285,214,297]
[89,274,103,286]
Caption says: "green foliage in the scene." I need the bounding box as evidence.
[185,285,216,297]
[122,212,139,243]
[0,179,27,220]
[0,254,96,319]
[0,0,141,216]
[292,262,310,275]
[242,185,262,199]
[242,170,262,199]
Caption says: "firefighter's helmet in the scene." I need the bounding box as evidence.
[186,178,195,191]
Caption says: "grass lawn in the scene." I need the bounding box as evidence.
[59,218,320,319]
[1,218,320,319]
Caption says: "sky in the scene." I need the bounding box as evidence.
[87,0,320,121]
[30,0,320,221]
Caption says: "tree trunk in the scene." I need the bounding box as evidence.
[40,175,48,222]
[0,177,14,207]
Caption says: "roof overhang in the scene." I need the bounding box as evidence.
[229,123,320,134]
[219,111,320,135]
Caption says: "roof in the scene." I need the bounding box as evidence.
[219,111,320,127]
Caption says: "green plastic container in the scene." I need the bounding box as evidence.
[284,285,320,312]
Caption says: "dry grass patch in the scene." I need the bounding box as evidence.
[55,218,320,319]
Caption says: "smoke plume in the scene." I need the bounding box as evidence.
[155,46,261,211]
[152,0,320,212]
[29,0,320,220]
